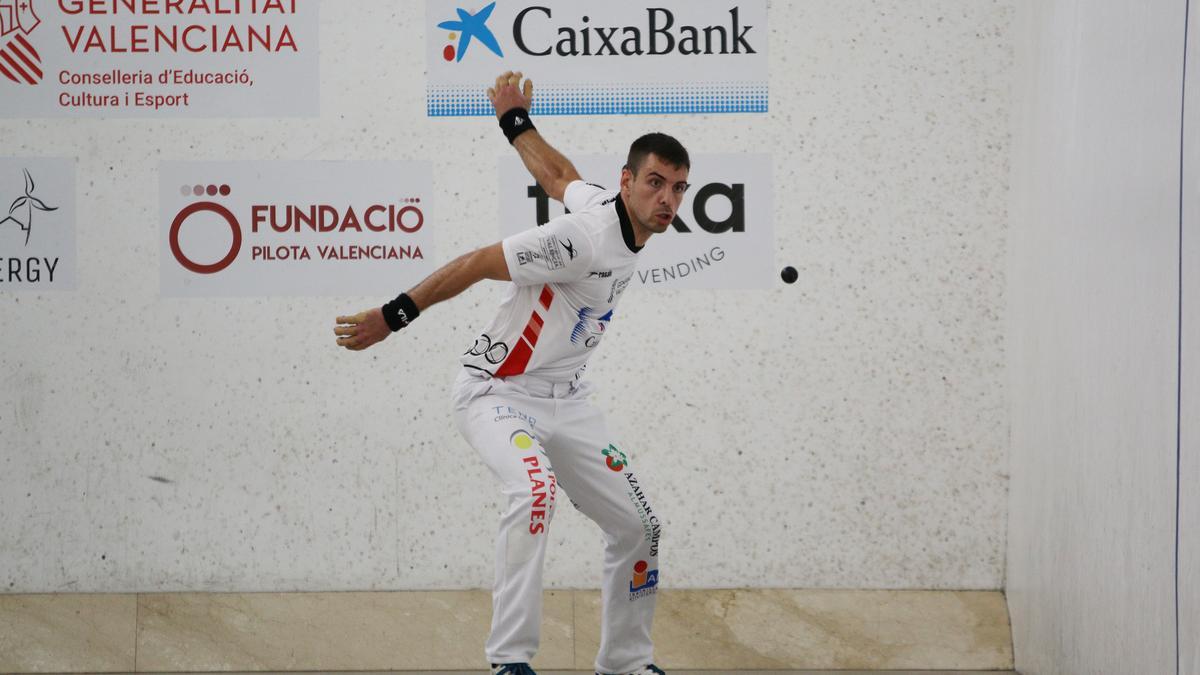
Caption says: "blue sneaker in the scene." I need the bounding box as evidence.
[491,664,537,675]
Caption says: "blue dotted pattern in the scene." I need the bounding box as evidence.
[427,83,769,116]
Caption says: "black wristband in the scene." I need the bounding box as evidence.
[499,107,535,144]
[381,292,420,332]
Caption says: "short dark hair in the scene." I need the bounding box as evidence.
[626,133,690,176]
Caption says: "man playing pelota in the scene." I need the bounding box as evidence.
[335,71,689,675]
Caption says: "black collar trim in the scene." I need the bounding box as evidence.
[614,194,643,254]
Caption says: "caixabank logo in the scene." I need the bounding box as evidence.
[426,0,768,116]
[160,162,436,297]
[0,0,45,84]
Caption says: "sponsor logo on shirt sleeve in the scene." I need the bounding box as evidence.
[559,237,577,260]
[538,234,565,270]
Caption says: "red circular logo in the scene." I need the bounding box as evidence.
[169,201,241,274]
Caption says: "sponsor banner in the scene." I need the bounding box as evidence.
[499,153,773,290]
[0,157,75,290]
[0,0,317,118]
[427,0,767,116]
[160,161,434,297]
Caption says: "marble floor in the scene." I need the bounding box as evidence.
[0,589,1015,674]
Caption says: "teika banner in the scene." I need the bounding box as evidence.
[498,153,774,290]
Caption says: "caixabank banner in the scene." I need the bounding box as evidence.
[0,0,318,117]
[0,157,75,290]
[498,154,773,289]
[426,0,768,116]
[160,161,434,296]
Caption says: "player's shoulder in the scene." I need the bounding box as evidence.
[535,206,607,252]
[543,207,608,249]
[564,179,619,215]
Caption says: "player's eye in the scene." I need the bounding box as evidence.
[673,183,690,195]
[649,177,663,188]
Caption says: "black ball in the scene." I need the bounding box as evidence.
[781,266,798,284]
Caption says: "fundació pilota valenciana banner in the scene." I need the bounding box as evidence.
[159,161,435,296]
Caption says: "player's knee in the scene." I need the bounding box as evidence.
[612,507,661,556]
[619,479,661,554]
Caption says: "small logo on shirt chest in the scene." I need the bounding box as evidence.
[572,307,613,348]
[588,270,612,278]
[608,274,632,302]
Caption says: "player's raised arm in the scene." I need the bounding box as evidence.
[487,71,581,203]
[333,242,509,352]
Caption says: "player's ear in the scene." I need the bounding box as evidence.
[620,165,633,192]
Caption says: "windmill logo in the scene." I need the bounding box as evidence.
[0,0,43,84]
[1,169,57,246]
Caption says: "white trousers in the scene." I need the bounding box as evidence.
[452,370,660,674]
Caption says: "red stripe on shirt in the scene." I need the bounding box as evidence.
[494,286,556,377]
[495,336,534,377]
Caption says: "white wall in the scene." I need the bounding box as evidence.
[1006,0,1190,673]
[0,1,1014,593]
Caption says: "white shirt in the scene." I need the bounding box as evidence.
[460,180,644,382]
